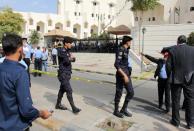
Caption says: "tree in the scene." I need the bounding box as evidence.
[0,7,24,41]
[131,0,159,53]
[188,32,194,46]
[29,30,41,45]
[98,32,110,39]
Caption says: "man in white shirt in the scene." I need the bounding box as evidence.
[52,46,57,65]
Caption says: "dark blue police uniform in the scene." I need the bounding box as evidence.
[56,47,79,111]
[58,48,73,93]
[114,46,134,108]
[0,59,39,131]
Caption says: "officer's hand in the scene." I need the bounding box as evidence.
[128,67,132,76]
[123,75,129,85]
[70,57,76,62]
[39,110,52,119]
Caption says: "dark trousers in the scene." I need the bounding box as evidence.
[171,83,194,126]
[34,59,42,77]
[158,78,170,110]
[52,55,57,65]
[57,71,75,107]
[23,58,31,86]
[114,72,134,106]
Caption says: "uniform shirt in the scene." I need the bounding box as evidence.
[58,48,74,73]
[114,46,129,71]
[42,51,48,61]
[159,64,167,79]
[0,59,39,131]
[34,49,43,59]
[52,48,57,55]
[0,57,28,70]
[23,44,32,59]
[128,55,132,68]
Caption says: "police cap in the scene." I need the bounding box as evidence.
[63,36,74,44]
[122,36,133,45]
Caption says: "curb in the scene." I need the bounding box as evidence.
[47,64,155,80]
[30,68,156,85]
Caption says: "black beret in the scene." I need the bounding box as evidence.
[122,36,133,45]
[22,38,27,41]
[63,36,74,44]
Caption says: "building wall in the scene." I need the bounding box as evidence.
[20,0,118,40]
[18,0,194,47]
[134,0,194,26]
[131,23,194,57]
[115,0,134,28]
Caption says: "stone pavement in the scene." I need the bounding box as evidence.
[47,53,154,80]
[30,83,191,131]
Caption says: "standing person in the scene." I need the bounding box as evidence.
[113,36,134,118]
[0,33,52,131]
[33,46,43,77]
[31,47,34,61]
[55,36,81,114]
[42,47,48,72]
[166,35,194,129]
[141,52,170,113]
[57,43,63,64]
[52,46,57,65]
[22,37,32,86]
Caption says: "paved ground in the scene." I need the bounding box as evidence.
[29,53,191,131]
[47,53,143,77]
[29,72,190,131]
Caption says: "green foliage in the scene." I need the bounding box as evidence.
[131,0,159,12]
[99,32,110,39]
[91,33,98,39]
[29,30,40,45]
[0,7,24,41]
[188,32,194,46]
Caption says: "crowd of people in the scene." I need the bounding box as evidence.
[0,33,194,131]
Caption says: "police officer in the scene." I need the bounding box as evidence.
[33,46,43,77]
[114,36,134,118]
[55,36,81,114]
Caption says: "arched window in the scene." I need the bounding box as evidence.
[66,21,71,27]
[152,17,156,21]
[48,20,52,26]
[75,0,80,4]
[84,22,88,28]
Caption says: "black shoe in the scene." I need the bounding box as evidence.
[158,105,162,110]
[181,106,185,111]
[164,109,170,114]
[72,107,81,114]
[170,120,179,128]
[120,109,132,117]
[55,104,67,110]
[113,111,124,118]
[186,124,194,129]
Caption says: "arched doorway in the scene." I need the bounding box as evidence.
[55,22,63,30]
[37,21,45,34]
[91,25,98,35]
[73,24,81,39]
